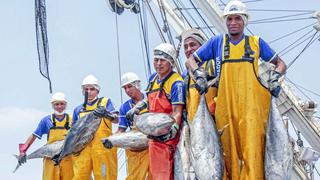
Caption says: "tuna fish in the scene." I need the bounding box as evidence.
[174,120,195,180]
[135,113,174,136]
[52,112,102,164]
[101,130,149,150]
[265,98,293,180]
[13,140,64,173]
[189,95,224,180]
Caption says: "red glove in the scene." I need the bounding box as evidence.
[18,143,30,164]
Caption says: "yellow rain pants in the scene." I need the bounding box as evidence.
[186,60,217,121]
[125,149,152,180]
[43,114,73,180]
[215,35,271,180]
[73,97,118,180]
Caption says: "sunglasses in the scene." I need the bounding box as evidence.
[53,102,66,106]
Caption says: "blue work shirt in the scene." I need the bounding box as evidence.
[33,113,68,139]
[193,34,277,86]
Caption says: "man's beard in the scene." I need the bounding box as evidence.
[230,32,240,36]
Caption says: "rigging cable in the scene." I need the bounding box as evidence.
[145,0,166,42]
[287,32,319,69]
[269,22,317,44]
[189,0,215,36]
[278,29,315,56]
[138,0,152,77]
[250,12,313,24]
[157,0,175,45]
[286,77,320,99]
[114,0,123,104]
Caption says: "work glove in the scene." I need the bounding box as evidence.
[268,70,282,97]
[126,100,147,122]
[18,143,30,165]
[193,67,208,95]
[93,106,116,120]
[102,139,113,149]
[148,122,179,142]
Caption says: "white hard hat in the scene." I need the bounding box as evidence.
[181,28,207,45]
[121,72,140,87]
[223,0,248,18]
[81,74,100,91]
[153,43,177,64]
[51,92,67,103]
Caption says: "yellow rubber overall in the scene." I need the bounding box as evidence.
[215,35,271,180]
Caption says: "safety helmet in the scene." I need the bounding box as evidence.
[81,74,101,91]
[181,28,207,45]
[51,92,67,104]
[121,72,140,87]
[223,0,248,18]
[153,43,177,64]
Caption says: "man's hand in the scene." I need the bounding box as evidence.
[102,139,113,149]
[126,100,147,122]
[18,143,29,165]
[148,123,179,142]
[268,70,282,97]
[93,106,115,119]
[193,67,208,95]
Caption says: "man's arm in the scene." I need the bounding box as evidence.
[185,55,200,73]
[171,104,184,125]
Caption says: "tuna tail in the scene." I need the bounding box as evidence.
[12,154,21,173]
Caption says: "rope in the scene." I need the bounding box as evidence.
[157,0,175,45]
[137,14,149,80]
[248,9,315,13]
[114,1,123,104]
[249,17,313,24]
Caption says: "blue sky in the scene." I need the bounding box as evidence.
[1,0,319,179]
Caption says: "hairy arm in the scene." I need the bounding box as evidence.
[171,104,184,125]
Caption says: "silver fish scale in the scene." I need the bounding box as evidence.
[102,130,149,150]
[190,95,224,180]
[265,98,293,180]
[174,121,195,180]
[136,113,174,136]
[13,140,64,173]
[54,113,102,163]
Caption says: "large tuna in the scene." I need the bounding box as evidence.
[13,140,64,173]
[135,112,174,136]
[52,112,102,164]
[190,95,224,180]
[101,130,149,150]
[265,98,293,180]
[174,120,195,180]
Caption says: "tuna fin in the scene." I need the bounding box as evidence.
[218,123,230,136]
[12,154,21,173]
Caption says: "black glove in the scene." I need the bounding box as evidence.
[126,100,147,122]
[102,139,113,149]
[148,123,179,142]
[193,67,208,95]
[93,106,115,119]
[268,70,282,97]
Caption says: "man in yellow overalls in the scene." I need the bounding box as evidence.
[186,1,287,179]
[108,72,152,180]
[72,74,118,180]
[181,28,217,121]
[18,92,74,180]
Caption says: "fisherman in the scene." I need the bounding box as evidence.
[17,92,73,180]
[72,74,118,180]
[185,0,287,179]
[181,28,217,121]
[126,43,186,180]
[112,72,151,180]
